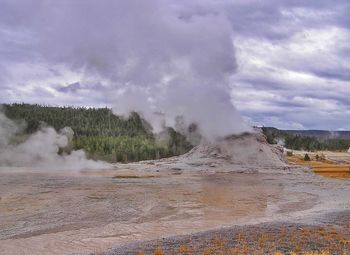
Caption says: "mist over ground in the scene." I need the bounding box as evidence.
[0,110,108,170]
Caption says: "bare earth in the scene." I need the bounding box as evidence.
[1,132,350,254]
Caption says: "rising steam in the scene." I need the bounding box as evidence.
[1,0,251,141]
[0,111,109,170]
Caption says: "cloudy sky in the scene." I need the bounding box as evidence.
[1,0,349,131]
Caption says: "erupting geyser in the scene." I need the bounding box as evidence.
[0,0,251,142]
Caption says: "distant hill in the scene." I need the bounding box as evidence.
[282,130,350,139]
[262,127,350,151]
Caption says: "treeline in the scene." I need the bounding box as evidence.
[3,103,193,162]
[262,127,350,151]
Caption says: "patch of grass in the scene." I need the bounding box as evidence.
[137,223,350,255]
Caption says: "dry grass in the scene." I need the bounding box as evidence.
[136,223,349,255]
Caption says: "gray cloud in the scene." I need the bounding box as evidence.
[227,0,350,130]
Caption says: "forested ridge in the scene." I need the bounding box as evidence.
[4,104,348,162]
[263,127,350,151]
[2,103,193,162]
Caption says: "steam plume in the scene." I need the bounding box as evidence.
[0,111,109,170]
[1,0,251,140]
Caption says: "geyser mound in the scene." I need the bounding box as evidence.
[174,128,287,170]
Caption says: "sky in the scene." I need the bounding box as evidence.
[0,0,349,131]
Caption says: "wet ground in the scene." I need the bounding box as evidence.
[0,167,349,254]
